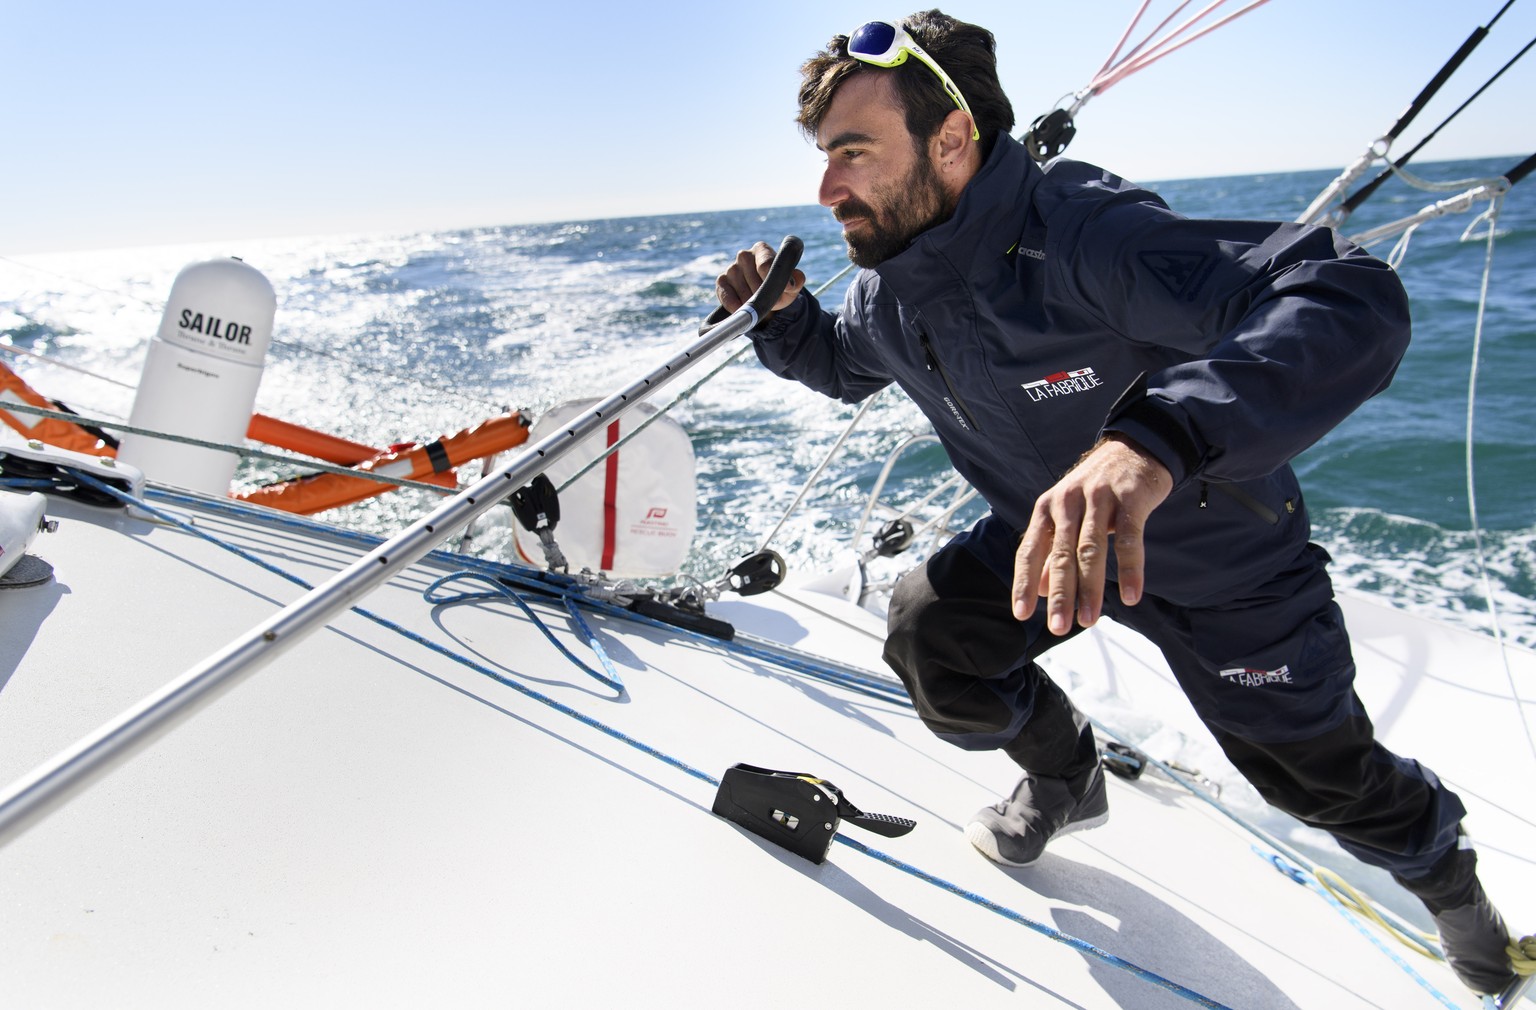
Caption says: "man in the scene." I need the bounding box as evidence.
[714,9,1524,998]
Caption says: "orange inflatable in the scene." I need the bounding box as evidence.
[245,414,380,465]
[0,361,117,455]
[235,412,531,515]
[0,359,531,516]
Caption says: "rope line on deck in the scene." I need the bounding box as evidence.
[52,474,1232,1007]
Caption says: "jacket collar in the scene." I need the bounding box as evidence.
[874,132,1043,293]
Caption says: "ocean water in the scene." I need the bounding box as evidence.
[2,155,1533,651]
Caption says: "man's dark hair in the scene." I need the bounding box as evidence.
[796,10,1015,155]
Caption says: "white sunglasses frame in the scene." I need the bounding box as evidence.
[847,21,981,142]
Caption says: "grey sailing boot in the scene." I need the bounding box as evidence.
[1395,840,1518,996]
[966,670,1108,867]
[965,762,1109,867]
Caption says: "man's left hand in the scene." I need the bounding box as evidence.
[1012,435,1173,635]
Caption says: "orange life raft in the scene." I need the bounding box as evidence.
[234,411,531,515]
[0,361,117,455]
[2,359,531,517]
[245,414,382,466]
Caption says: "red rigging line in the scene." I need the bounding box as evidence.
[1023,0,1273,162]
[1083,0,1273,99]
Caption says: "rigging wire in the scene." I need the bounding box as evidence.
[1081,0,1273,100]
[1298,0,1522,226]
[1379,0,1515,147]
[757,392,884,556]
[554,261,858,495]
[0,401,456,496]
[1286,6,1536,770]
[1338,32,1536,221]
[1307,150,1536,775]
[1335,155,1536,774]
[0,342,135,389]
[1022,0,1272,161]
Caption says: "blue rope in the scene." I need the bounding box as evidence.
[144,484,912,704]
[1256,848,1461,1009]
[63,475,1232,1005]
[128,484,1467,1002]
[66,471,628,710]
[1091,716,1467,1006]
[95,483,1469,1005]
[423,570,623,692]
[837,834,1235,1008]
[563,596,624,690]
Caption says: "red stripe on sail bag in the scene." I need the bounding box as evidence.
[601,421,621,571]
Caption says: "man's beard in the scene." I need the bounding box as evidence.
[837,153,951,268]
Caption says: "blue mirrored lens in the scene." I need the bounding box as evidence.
[848,21,897,57]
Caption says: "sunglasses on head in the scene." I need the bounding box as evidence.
[846,20,980,142]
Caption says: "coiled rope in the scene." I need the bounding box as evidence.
[1310,869,1536,1008]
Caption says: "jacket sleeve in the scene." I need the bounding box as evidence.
[1058,193,1411,486]
[748,284,894,405]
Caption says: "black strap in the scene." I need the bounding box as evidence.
[424,438,453,474]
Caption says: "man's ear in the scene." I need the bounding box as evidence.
[932,109,979,179]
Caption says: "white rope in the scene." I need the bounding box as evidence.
[1347,166,1510,255]
[1355,166,1536,769]
[1457,191,1536,771]
[1297,141,1390,227]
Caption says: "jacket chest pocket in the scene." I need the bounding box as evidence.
[915,327,983,433]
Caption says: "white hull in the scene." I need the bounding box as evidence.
[2,488,1529,1008]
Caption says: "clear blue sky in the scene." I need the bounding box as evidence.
[5,0,1533,254]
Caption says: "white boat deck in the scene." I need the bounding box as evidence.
[1,488,1529,1008]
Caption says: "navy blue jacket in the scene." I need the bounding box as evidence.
[753,133,1411,607]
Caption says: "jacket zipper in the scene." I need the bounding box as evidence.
[918,330,982,433]
[1201,480,1281,525]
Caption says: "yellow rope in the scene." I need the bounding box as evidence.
[1315,867,1536,989]
[1511,934,1536,977]
[1313,867,1442,960]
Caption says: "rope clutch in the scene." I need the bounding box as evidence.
[712,763,915,864]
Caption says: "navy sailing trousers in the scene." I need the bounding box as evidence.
[883,515,1466,879]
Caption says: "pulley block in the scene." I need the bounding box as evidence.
[725,550,786,596]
